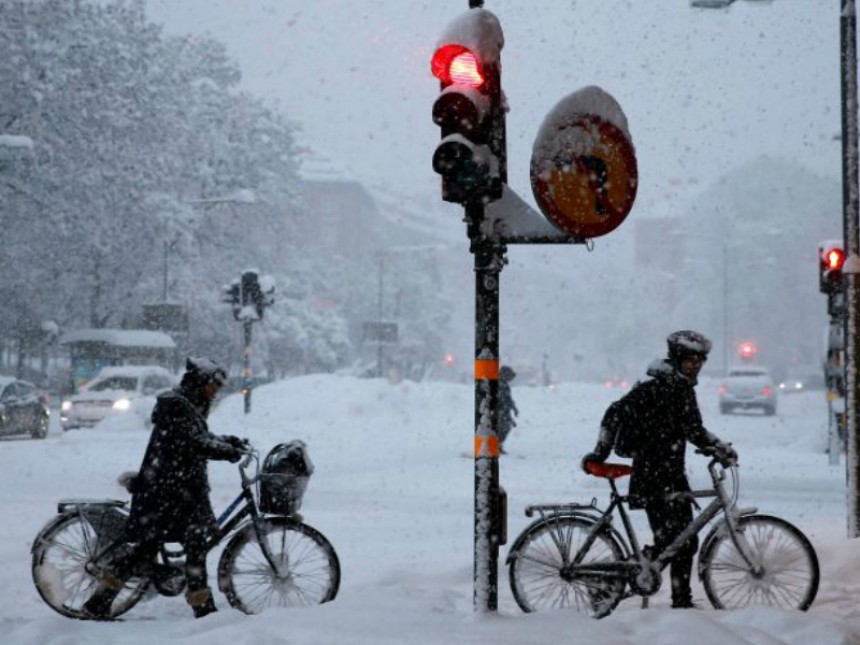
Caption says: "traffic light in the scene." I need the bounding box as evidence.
[819,245,845,295]
[738,340,757,361]
[239,270,275,320]
[431,8,505,205]
[255,274,276,319]
[241,270,260,308]
[221,280,241,320]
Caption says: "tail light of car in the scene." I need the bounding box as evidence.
[762,386,773,397]
[718,384,727,396]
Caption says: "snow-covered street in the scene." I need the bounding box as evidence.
[1,375,858,644]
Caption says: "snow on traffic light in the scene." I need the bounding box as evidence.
[431,8,506,205]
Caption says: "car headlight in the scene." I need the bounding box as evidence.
[61,400,72,412]
[112,398,131,411]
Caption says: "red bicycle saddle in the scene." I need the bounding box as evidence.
[584,461,633,479]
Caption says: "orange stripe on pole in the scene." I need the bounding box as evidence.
[474,436,500,458]
[474,359,499,380]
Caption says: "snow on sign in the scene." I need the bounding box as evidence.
[530,86,638,238]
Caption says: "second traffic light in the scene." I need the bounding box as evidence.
[431,8,506,205]
[819,244,845,294]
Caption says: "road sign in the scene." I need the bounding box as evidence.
[363,322,398,343]
[531,86,638,238]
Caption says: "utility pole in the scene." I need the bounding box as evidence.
[840,0,860,538]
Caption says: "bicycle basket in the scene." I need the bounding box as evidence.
[259,440,314,515]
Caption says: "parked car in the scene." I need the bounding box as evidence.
[602,376,631,390]
[60,365,175,430]
[718,366,777,416]
[0,377,50,439]
[778,368,826,394]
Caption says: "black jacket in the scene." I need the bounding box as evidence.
[595,359,719,508]
[498,379,518,433]
[125,386,239,542]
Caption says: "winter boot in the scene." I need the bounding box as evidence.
[81,573,123,620]
[671,599,703,609]
[187,587,218,619]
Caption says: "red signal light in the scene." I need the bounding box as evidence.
[738,341,757,360]
[431,44,484,88]
[825,247,846,271]
[444,353,455,366]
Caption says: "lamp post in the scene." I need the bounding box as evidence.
[158,189,258,302]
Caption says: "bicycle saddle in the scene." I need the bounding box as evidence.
[583,461,633,479]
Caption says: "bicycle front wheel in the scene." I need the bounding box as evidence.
[699,514,819,611]
[508,516,626,618]
[31,514,148,619]
[218,517,340,614]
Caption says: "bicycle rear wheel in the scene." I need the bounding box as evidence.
[218,517,340,614]
[699,514,819,611]
[31,514,148,619]
[508,516,626,618]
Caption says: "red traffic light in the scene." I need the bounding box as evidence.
[431,44,484,88]
[738,341,757,360]
[824,247,846,271]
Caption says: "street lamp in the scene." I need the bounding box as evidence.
[158,189,258,301]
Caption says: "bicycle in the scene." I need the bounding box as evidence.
[30,441,341,619]
[506,446,819,618]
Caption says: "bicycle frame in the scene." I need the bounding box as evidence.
[207,450,284,574]
[565,460,758,585]
[56,450,286,581]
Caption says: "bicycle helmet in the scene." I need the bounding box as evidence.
[667,330,712,363]
[500,365,516,381]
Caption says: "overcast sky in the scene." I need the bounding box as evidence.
[145,0,840,213]
[140,0,841,374]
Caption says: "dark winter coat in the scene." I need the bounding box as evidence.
[598,359,719,508]
[498,379,518,443]
[124,386,239,542]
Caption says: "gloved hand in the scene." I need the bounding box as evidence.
[714,442,738,467]
[223,435,248,450]
[580,452,605,474]
[227,448,244,464]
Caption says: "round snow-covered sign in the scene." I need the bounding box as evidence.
[531,87,638,239]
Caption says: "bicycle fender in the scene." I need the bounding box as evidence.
[30,514,68,555]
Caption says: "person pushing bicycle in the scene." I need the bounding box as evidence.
[581,330,737,609]
[83,357,246,620]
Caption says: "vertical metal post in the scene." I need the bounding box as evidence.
[841,0,860,537]
[243,319,252,415]
[377,253,385,378]
[722,241,729,375]
[162,240,169,301]
[471,202,504,612]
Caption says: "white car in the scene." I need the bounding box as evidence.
[60,365,176,430]
[718,366,777,416]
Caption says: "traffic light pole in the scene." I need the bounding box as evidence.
[243,319,252,414]
[469,202,505,612]
[840,0,860,538]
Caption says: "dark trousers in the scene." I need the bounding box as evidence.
[107,526,211,597]
[644,497,698,605]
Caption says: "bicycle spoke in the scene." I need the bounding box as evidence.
[510,517,625,617]
[702,516,818,611]
[223,520,338,613]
